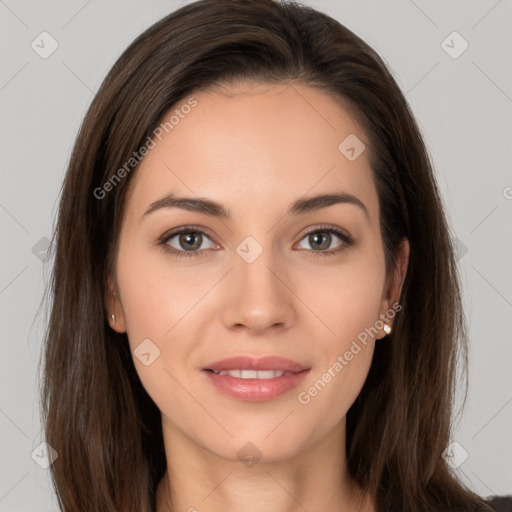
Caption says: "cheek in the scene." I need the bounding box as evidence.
[115,235,202,343]
[114,239,196,419]
[114,235,214,405]
[292,252,385,406]
[294,271,383,425]
[295,253,386,344]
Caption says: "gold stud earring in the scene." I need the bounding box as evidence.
[111,313,116,326]
[383,323,391,335]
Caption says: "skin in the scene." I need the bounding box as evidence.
[106,81,409,512]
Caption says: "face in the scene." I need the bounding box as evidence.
[107,81,409,464]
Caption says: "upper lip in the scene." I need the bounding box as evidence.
[203,356,310,373]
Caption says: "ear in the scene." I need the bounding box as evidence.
[376,238,409,339]
[105,275,127,333]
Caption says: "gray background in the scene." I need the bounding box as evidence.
[1,1,511,510]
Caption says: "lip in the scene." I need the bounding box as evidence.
[202,356,310,402]
[203,355,310,373]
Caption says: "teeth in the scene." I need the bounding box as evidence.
[256,370,282,379]
[216,369,287,379]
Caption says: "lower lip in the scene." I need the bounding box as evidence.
[203,370,310,402]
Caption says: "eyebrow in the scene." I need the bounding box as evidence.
[142,191,369,220]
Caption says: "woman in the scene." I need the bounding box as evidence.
[39,0,511,511]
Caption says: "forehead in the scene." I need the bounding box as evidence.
[124,81,379,223]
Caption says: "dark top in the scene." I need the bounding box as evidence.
[485,495,512,511]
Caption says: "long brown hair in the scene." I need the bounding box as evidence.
[39,1,493,510]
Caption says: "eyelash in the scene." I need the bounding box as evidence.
[158,224,353,259]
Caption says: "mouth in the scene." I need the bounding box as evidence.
[204,369,298,379]
[202,356,310,402]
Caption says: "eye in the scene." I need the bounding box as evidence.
[295,226,353,257]
[160,228,217,258]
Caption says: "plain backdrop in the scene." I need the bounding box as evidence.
[1,1,511,510]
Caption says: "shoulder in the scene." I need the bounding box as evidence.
[484,495,512,512]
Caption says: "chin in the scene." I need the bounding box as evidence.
[200,429,311,466]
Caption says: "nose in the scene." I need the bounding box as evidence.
[221,243,296,334]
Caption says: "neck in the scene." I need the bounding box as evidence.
[155,418,375,512]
